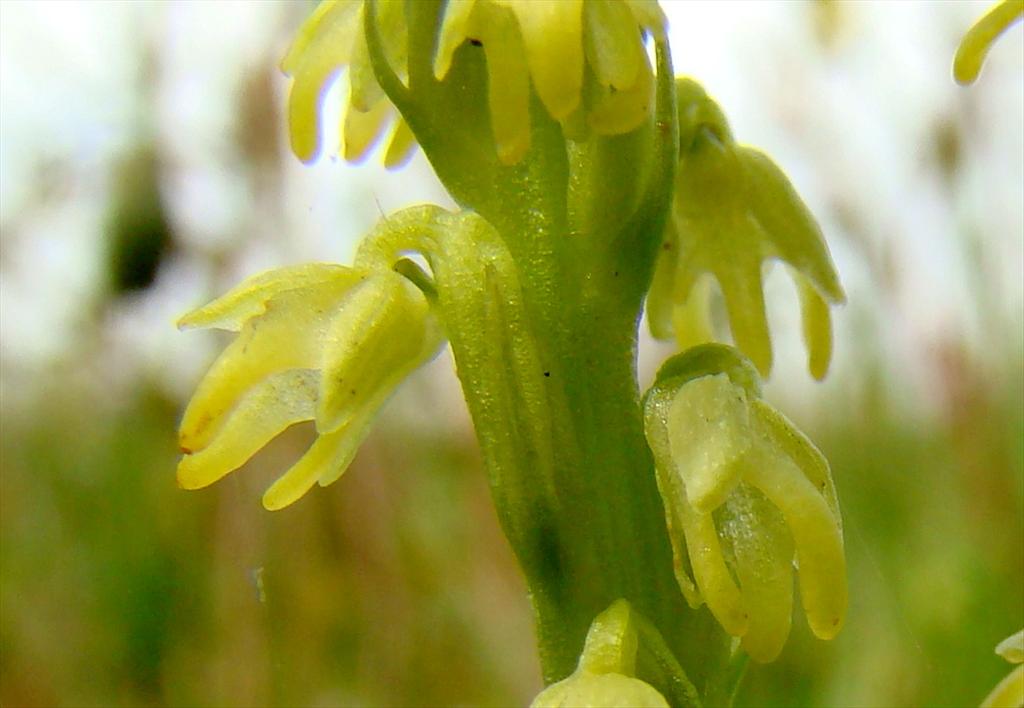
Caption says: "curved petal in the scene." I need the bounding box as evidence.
[583,0,643,90]
[317,273,439,433]
[177,369,318,490]
[981,665,1024,708]
[678,501,749,637]
[501,0,584,120]
[434,0,478,79]
[342,99,393,162]
[744,447,847,640]
[794,272,834,381]
[261,406,375,511]
[383,116,417,169]
[717,253,772,377]
[177,264,356,332]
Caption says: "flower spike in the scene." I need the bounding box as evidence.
[643,344,847,663]
[953,0,1024,85]
[648,79,844,379]
[177,264,443,509]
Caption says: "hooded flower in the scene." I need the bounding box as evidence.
[647,79,845,380]
[953,0,1024,85]
[643,344,847,662]
[176,263,443,510]
[981,629,1024,708]
[434,0,667,163]
[281,0,416,166]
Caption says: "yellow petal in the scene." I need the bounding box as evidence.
[646,223,679,340]
[996,629,1024,664]
[583,0,643,90]
[744,446,847,640]
[471,2,532,164]
[981,665,1024,708]
[261,408,375,510]
[177,369,318,490]
[679,502,749,637]
[280,0,359,75]
[347,5,386,112]
[588,48,653,135]
[795,273,834,381]
[954,0,1024,85]
[317,274,436,433]
[500,0,584,120]
[342,99,393,162]
[717,253,772,377]
[670,275,716,352]
[179,278,356,454]
[434,0,478,79]
[284,1,362,162]
[624,0,668,40]
[383,116,417,169]
[177,264,354,332]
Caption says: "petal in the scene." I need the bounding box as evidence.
[719,483,795,663]
[284,1,362,162]
[717,252,772,377]
[678,501,749,637]
[472,2,532,164]
[316,273,438,433]
[179,278,358,454]
[261,407,375,510]
[583,0,642,90]
[954,0,1024,85]
[342,99,393,162]
[280,0,359,75]
[383,116,417,169]
[666,374,752,513]
[794,272,834,381]
[434,0,478,80]
[670,275,716,353]
[744,444,847,640]
[177,369,318,490]
[588,49,653,135]
[753,399,841,531]
[624,0,668,39]
[347,5,386,112]
[981,665,1024,708]
[646,223,678,340]
[177,263,355,332]
[501,0,584,120]
[996,629,1024,663]
[741,147,845,305]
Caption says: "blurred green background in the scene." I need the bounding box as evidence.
[1,2,1021,706]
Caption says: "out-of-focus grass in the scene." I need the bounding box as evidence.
[1,345,1020,707]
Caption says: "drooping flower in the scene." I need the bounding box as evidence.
[953,0,1024,85]
[433,0,667,163]
[281,0,416,166]
[643,344,847,663]
[176,263,443,510]
[981,629,1024,708]
[647,79,845,380]
[531,599,671,708]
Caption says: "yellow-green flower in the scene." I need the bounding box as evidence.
[981,629,1024,708]
[531,599,670,708]
[176,263,443,510]
[643,344,847,663]
[953,0,1024,85]
[281,0,416,166]
[648,79,845,380]
[433,0,666,163]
